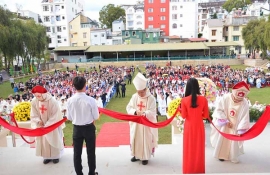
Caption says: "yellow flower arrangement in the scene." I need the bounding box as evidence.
[167,98,185,133]
[12,102,31,121]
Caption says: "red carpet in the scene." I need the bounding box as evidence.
[96,122,130,147]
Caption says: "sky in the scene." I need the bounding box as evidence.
[1,0,138,21]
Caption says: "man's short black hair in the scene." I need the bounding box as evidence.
[73,76,86,90]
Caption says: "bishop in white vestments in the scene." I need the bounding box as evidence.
[210,81,250,163]
[30,85,65,164]
[126,73,158,165]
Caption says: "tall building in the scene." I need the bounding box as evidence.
[169,0,198,39]
[144,0,170,36]
[122,3,145,30]
[40,0,85,49]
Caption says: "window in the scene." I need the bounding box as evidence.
[43,6,49,11]
[148,25,153,28]
[70,25,72,29]
[52,27,55,33]
[148,16,153,21]
[160,16,166,20]
[172,23,177,28]
[180,14,183,17]
[225,27,228,31]
[58,40,62,43]
[83,32,87,38]
[57,26,62,32]
[180,5,183,8]
[102,43,105,45]
[233,26,239,31]
[94,35,97,37]
[101,34,105,37]
[57,35,61,39]
[56,15,61,21]
[132,31,136,36]
[75,9,77,14]
[72,8,74,12]
[160,8,166,12]
[61,6,64,9]
[161,0,166,3]
[180,24,183,27]
[160,24,165,29]
[46,27,51,32]
[211,40,216,42]
[71,34,73,38]
[153,32,157,37]
[44,16,50,22]
[64,39,67,42]
[62,16,65,20]
[225,36,228,41]
[63,27,66,30]
[145,33,149,38]
[137,21,142,25]
[125,31,129,36]
[212,30,216,36]
[172,14,177,19]
[83,42,87,46]
[49,38,52,43]
[149,0,154,3]
[137,15,142,19]
[148,8,153,12]
[233,36,239,41]
[172,6,177,10]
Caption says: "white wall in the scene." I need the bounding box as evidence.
[169,1,198,38]
[90,29,111,45]
[202,25,223,42]
[41,0,85,49]
[112,21,125,32]
[18,10,39,23]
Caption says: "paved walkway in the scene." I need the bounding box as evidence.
[1,123,270,175]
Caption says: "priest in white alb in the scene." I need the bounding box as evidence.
[126,72,158,165]
[30,85,65,164]
[210,81,250,163]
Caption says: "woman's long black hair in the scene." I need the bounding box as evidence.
[184,78,201,108]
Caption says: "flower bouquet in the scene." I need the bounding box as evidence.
[12,102,31,121]
[197,77,217,103]
[167,98,185,133]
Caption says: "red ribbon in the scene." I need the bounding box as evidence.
[0,116,67,137]
[207,106,270,141]
[98,106,179,128]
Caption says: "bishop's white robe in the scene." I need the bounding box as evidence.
[30,94,64,159]
[210,94,250,162]
[126,90,158,161]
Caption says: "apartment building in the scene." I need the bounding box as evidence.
[123,3,145,30]
[69,14,99,46]
[40,0,85,49]
[169,0,198,39]
[90,29,112,45]
[145,0,170,36]
[202,19,224,42]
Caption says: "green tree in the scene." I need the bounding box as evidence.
[222,0,252,13]
[212,13,217,19]
[242,19,261,59]
[99,4,126,28]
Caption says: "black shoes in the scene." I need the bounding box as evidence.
[142,160,148,165]
[131,156,140,162]
[53,159,59,164]
[43,159,51,164]
[43,159,59,164]
[219,159,225,162]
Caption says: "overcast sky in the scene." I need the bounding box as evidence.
[1,0,138,21]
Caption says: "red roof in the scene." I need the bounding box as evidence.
[189,38,207,42]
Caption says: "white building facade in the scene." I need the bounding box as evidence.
[40,0,85,49]
[169,1,198,38]
[202,19,224,42]
[245,1,270,16]
[125,5,145,30]
[112,19,125,32]
[18,10,40,23]
[90,29,112,45]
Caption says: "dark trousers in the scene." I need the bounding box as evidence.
[73,124,96,175]
[121,90,125,97]
[116,89,121,97]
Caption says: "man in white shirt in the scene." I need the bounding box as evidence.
[67,76,99,175]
